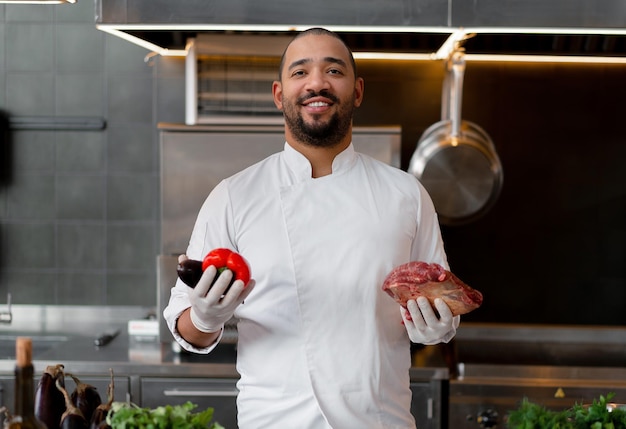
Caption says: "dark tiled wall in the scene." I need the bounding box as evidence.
[0,2,186,306]
[354,60,626,326]
[1,3,625,326]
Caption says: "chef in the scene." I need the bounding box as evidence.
[164,27,459,429]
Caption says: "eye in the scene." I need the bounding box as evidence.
[328,68,343,75]
[291,70,306,77]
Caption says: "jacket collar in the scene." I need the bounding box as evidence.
[283,142,357,180]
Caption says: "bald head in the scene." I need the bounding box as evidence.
[278,28,357,81]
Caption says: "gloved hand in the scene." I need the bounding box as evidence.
[401,297,459,345]
[189,264,254,333]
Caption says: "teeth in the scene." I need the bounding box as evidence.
[308,101,329,107]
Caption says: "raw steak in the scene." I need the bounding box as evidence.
[382,261,483,316]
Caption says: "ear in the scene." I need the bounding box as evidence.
[272,81,284,110]
[353,77,364,108]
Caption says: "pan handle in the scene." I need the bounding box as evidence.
[449,51,466,139]
[440,64,451,121]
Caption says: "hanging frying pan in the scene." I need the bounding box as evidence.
[408,50,503,226]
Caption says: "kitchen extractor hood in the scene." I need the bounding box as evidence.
[185,33,292,125]
[95,0,626,63]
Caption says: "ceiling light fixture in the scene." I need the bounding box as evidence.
[96,24,455,57]
[355,52,626,64]
[464,54,626,64]
[97,26,186,57]
[352,52,434,61]
[440,27,626,64]
[432,29,473,60]
[96,23,626,64]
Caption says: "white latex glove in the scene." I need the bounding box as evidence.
[401,296,459,345]
[189,264,255,333]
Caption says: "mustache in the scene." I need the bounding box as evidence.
[297,90,339,104]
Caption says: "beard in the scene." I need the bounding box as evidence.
[282,90,355,148]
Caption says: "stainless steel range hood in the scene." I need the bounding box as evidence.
[95,0,626,61]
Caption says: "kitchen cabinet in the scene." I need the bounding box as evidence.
[140,377,238,429]
[0,376,13,427]
[140,376,443,429]
[411,380,445,429]
[0,370,442,429]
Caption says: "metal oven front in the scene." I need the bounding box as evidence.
[442,323,626,428]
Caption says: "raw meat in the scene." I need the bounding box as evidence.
[382,261,483,316]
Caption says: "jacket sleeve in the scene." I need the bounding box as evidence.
[162,289,224,354]
[162,179,236,353]
[410,177,461,336]
[410,178,449,269]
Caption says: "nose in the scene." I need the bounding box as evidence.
[304,68,330,92]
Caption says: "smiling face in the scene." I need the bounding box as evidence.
[272,32,364,149]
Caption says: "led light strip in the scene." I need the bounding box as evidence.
[465,54,626,64]
[355,53,626,64]
[97,26,187,57]
[96,23,455,57]
[96,24,626,64]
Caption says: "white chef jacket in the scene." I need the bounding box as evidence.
[164,142,451,429]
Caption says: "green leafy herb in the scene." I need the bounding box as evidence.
[507,393,626,429]
[570,394,626,429]
[106,401,225,429]
[507,397,571,429]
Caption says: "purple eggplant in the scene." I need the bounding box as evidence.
[67,373,102,425]
[56,379,88,429]
[89,369,114,429]
[35,364,66,429]
[176,259,203,287]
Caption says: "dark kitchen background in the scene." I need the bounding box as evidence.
[0,2,624,325]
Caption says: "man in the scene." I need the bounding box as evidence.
[164,27,459,429]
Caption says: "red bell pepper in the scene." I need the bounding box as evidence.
[202,248,251,285]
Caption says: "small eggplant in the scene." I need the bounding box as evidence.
[56,379,88,429]
[89,369,114,429]
[176,259,203,287]
[34,364,66,429]
[67,373,102,425]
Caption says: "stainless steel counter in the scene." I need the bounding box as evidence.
[5,306,626,379]
[0,305,447,382]
[5,307,626,375]
[0,305,237,377]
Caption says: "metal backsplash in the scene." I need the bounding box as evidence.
[157,123,401,342]
[158,124,401,255]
